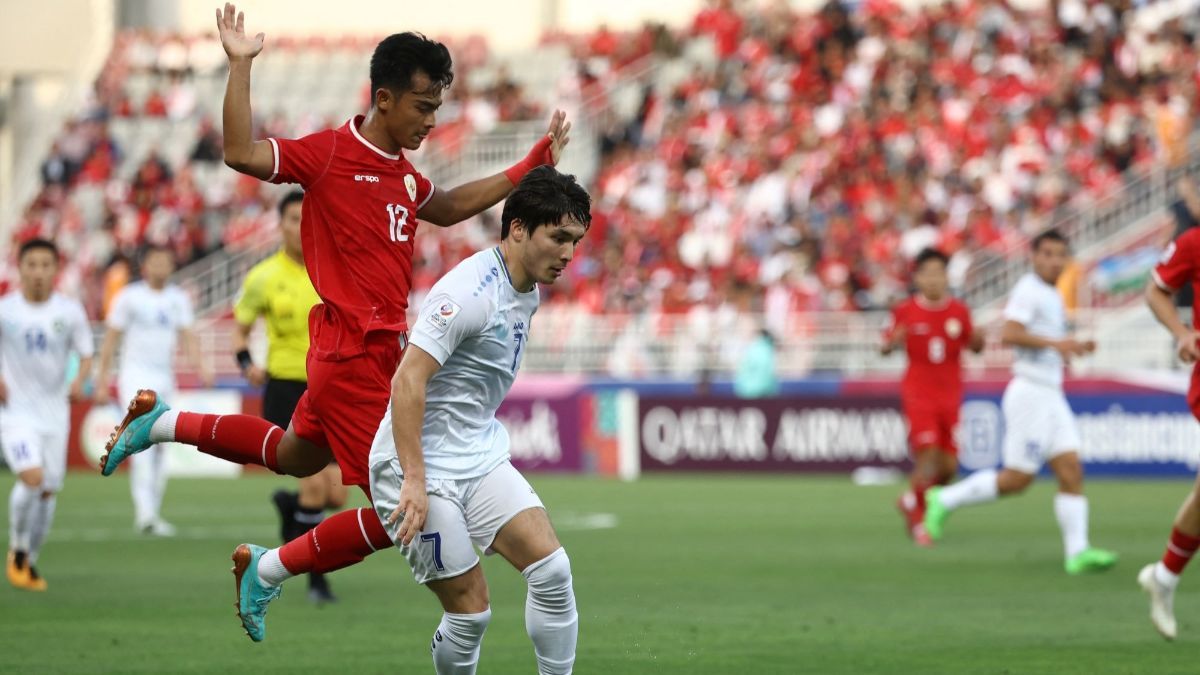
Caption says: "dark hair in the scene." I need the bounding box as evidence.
[500,166,592,240]
[913,247,949,271]
[1031,229,1068,251]
[278,190,304,216]
[370,33,454,97]
[18,238,58,262]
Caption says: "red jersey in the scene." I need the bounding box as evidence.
[1153,227,1200,328]
[884,296,974,407]
[268,115,435,360]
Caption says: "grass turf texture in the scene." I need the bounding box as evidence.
[1,473,1198,674]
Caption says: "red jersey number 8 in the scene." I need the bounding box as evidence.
[387,203,410,243]
[928,336,946,364]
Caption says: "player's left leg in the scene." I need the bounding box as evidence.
[1138,471,1200,640]
[1047,451,1117,574]
[475,464,577,675]
[4,426,47,590]
[130,446,173,536]
[297,464,346,603]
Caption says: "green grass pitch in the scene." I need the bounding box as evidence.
[2,472,1199,674]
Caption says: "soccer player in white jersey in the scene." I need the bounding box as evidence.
[95,246,212,536]
[923,230,1119,574]
[2,239,94,591]
[228,166,588,673]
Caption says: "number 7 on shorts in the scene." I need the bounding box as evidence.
[420,532,445,571]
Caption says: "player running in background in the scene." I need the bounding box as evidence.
[923,230,1118,574]
[101,4,570,640]
[96,246,212,536]
[1138,225,1200,640]
[232,166,588,674]
[881,248,983,546]
[2,239,94,591]
[233,189,345,604]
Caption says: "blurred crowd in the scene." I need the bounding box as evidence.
[6,0,1199,323]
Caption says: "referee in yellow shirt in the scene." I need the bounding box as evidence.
[232,190,345,604]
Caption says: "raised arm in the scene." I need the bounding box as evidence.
[216,3,274,179]
[418,111,572,226]
[385,346,443,545]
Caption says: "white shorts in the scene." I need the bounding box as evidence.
[369,460,544,585]
[0,423,69,491]
[1001,377,1082,474]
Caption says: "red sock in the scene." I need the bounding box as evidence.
[277,508,392,575]
[1162,527,1200,575]
[173,412,282,473]
[910,478,932,513]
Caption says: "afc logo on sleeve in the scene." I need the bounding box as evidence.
[426,299,462,332]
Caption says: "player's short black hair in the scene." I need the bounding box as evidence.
[913,248,949,271]
[370,33,454,96]
[500,166,592,240]
[278,190,304,216]
[1031,229,1068,251]
[18,238,58,262]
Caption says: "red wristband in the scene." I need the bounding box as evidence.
[504,135,554,186]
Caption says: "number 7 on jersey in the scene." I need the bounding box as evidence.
[387,203,410,243]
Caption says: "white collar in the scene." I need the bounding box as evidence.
[348,115,400,161]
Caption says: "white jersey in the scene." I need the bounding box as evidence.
[1003,272,1067,389]
[0,292,94,430]
[107,281,194,384]
[371,248,538,480]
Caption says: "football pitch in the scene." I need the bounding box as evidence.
[3,472,1199,674]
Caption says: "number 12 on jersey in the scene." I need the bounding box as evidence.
[387,203,410,243]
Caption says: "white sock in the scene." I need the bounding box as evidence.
[1155,561,1181,589]
[1054,493,1090,559]
[130,447,160,525]
[149,410,180,443]
[256,547,293,587]
[27,494,57,564]
[431,608,491,675]
[8,482,39,552]
[938,469,999,511]
[523,548,577,675]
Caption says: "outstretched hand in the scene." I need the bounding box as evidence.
[546,110,572,166]
[215,3,264,61]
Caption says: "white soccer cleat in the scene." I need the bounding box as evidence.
[1138,563,1178,641]
[138,518,177,538]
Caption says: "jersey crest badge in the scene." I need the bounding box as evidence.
[426,299,461,332]
[945,318,962,339]
[405,174,418,202]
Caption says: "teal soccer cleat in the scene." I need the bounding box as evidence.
[231,544,282,643]
[99,390,169,476]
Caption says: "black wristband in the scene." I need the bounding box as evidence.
[235,349,254,371]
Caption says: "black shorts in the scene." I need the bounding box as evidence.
[262,378,308,429]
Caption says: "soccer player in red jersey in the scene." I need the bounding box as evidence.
[881,248,984,546]
[100,4,571,641]
[1139,226,1200,640]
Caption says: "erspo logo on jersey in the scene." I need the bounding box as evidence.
[354,174,380,183]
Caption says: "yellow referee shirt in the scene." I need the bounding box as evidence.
[234,250,320,381]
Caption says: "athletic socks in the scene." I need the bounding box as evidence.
[937,468,998,511]
[8,482,39,553]
[1160,527,1200,583]
[1054,493,1090,559]
[152,412,283,472]
[431,609,491,675]
[523,548,578,675]
[276,507,392,577]
[27,495,57,565]
[256,547,293,587]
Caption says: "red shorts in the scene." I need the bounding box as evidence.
[291,332,406,489]
[902,401,959,455]
[1189,365,1200,422]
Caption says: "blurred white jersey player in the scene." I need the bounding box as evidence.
[923,230,1117,574]
[2,239,93,591]
[96,246,211,535]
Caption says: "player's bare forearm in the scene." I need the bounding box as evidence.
[95,329,122,385]
[1000,320,1058,350]
[1146,280,1190,341]
[418,174,514,227]
[390,376,428,482]
[231,321,254,354]
[72,356,94,398]
[221,59,274,179]
[968,331,986,354]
